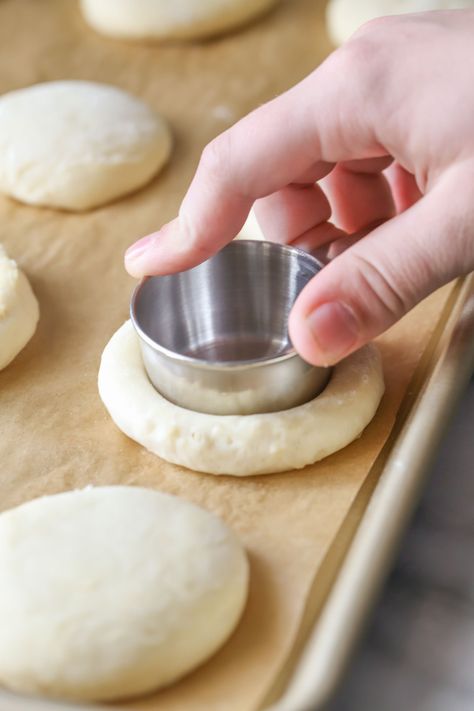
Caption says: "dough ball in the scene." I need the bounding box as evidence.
[0,486,248,702]
[0,81,172,211]
[235,208,265,241]
[326,0,474,45]
[98,321,384,476]
[0,245,39,370]
[80,0,279,41]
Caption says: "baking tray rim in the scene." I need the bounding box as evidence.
[266,273,474,711]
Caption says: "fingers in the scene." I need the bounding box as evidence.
[384,162,423,213]
[125,46,386,277]
[320,158,395,233]
[289,168,474,366]
[252,183,332,244]
[252,156,394,260]
[125,83,321,277]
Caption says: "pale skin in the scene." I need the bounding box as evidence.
[125,10,474,366]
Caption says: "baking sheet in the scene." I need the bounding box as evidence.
[266,274,474,711]
[0,1,459,710]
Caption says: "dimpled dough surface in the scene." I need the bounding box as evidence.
[0,245,39,370]
[98,321,385,476]
[80,0,279,41]
[0,81,172,211]
[0,486,249,702]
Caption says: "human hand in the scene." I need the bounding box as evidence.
[125,10,474,366]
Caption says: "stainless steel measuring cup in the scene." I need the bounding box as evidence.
[130,240,331,415]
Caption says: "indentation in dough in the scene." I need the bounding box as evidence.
[98,321,385,476]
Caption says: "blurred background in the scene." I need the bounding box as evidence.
[326,380,474,711]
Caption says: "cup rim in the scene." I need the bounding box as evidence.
[130,240,324,372]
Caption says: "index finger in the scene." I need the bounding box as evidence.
[125,45,385,277]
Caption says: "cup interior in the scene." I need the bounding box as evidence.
[132,240,321,365]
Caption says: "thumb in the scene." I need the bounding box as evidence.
[289,170,474,366]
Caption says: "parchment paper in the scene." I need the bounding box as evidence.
[0,1,456,709]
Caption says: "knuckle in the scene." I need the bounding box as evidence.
[343,36,376,67]
[177,207,213,259]
[199,132,232,184]
[324,37,387,106]
[348,251,409,324]
[348,37,384,80]
[353,14,394,39]
[177,207,197,246]
[347,41,396,127]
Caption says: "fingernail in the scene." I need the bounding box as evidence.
[125,234,155,262]
[306,301,359,363]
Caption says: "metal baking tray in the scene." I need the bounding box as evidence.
[1,274,472,711]
[266,273,474,711]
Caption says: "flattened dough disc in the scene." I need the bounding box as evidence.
[98,321,385,476]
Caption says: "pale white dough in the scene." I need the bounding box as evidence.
[80,0,279,41]
[0,81,172,211]
[235,207,265,241]
[0,245,39,370]
[327,0,474,45]
[98,321,385,476]
[0,486,248,702]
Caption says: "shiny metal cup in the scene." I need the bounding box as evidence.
[130,240,331,415]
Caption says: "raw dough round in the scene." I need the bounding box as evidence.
[0,486,248,702]
[0,245,39,370]
[98,321,384,476]
[327,0,474,45]
[0,81,172,211]
[80,0,279,41]
[235,207,264,241]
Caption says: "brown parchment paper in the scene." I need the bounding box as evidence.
[0,1,457,710]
